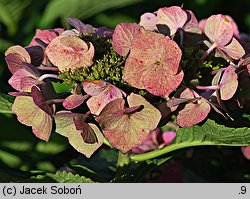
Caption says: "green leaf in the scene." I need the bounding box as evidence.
[0,0,31,35]
[0,161,93,182]
[0,38,13,52]
[52,82,74,93]
[0,93,14,114]
[67,163,104,182]
[39,0,146,28]
[18,171,92,183]
[48,171,93,182]
[33,171,93,183]
[131,119,250,162]
[175,119,250,145]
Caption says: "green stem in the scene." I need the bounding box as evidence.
[130,142,244,162]
[117,151,130,168]
[103,138,113,148]
[115,151,131,178]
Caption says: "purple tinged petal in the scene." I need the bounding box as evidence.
[63,94,89,110]
[20,77,40,92]
[177,99,211,127]
[82,80,107,96]
[25,46,44,66]
[5,46,42,92]
[220,37,245,60]
[56,110,90,118]
[8,69,36,91]
[55,111,103,158]
[5,45,31,63]
[97,93,162,153]
[28,28,64,47]
[123,105,143,114]
[21,63,41,77]
[8,92,32,97]
[162,131,176,145]
[123,29,183,98]
[176,88,211,127]
[8,62,43,92]
[87,88,124,116]
[5,54,25,74]
[31,86,53,116]
[156,6,188,36]
[66,18,96,34]
[132,128,161,154]
[219,65,238,100]
[204,14,233,46]
[198,18,207,33]
[5,45,34,75]
[142,66,184,98]
[238,53,250,67]
[241,146,250,160]
[95,27,114,37]
[12,96,52,142]
[139,12,157,31]
[166,97,197,107]
[45,35,94,72]
[225,15,240,38]
[113,105,143,117]
[183,10,201,34]
[62,29,81,37]
[84,80,126,115]
[112,23,141,56]
[202,15,245,60]
[73,116,98,144]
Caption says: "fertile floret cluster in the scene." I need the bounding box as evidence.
[5,6,250,157]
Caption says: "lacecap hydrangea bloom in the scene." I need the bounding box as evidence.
[5,6,250,158]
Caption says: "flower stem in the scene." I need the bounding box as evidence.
[210,67,226,75]
[130,142,213,162]
[37,66,59,72]
[191,84,219,90]
[117,151,130,167]
[115,151,131,178]
[130,141,249,162]
[38,74,61,81]
[46,98,64,105]
[200,42,218,61]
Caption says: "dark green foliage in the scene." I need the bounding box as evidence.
[0,92,14,114]
[176,119,250,145]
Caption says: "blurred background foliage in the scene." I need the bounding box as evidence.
[0,0,250,182]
